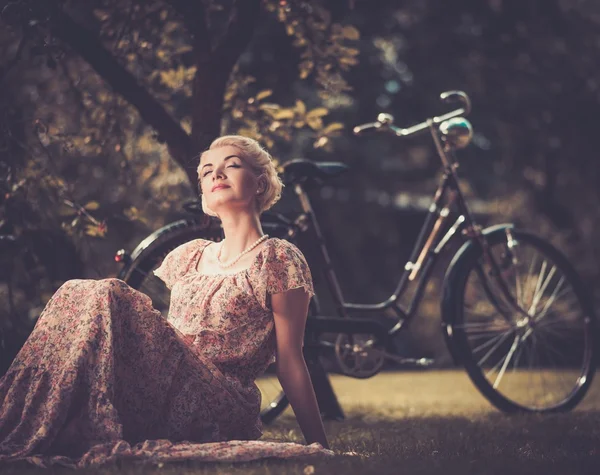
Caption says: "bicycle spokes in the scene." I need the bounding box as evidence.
[334,333,385,378]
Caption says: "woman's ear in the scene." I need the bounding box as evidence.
[256,175,265,194]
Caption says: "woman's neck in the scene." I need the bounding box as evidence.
[218,212,265,259]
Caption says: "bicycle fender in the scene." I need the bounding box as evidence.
[117,218,213,281]
[440,223,515,365]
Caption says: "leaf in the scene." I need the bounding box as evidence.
[344,47,360,56]
[255,89,273,101]
[306,107,329,119]
[269,121,282,132]
[258,103,280,111]
[299,70,309,80]
[93,9,110,22]
[342,25,360,40]
[273,109,295,120]
[299,61,313,79]
[263,136,274,149]
[123,206,139,220]
[85,223,108,238]
[339,56,359,66]
[307,116,323,130]
[174,45,193,54]
[313,136,329,148]
[164,21,180,34]
[57,204,76,217]
[293,36,307,47]
[61,222,75,236]
[237,127,258,139]
[11,178,27,192]
[159,66,195,89]
[322,122,345,135]
[84,201,100,211]
[259,103,282,118]
[295,100,306,115]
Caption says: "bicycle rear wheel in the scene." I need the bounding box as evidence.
[118,221,291,424]
[449,229,596,412]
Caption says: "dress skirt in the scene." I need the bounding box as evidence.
[0,278,332,468]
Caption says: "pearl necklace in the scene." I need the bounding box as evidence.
[217,235,269,269]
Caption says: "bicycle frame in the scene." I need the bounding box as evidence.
[114,90,597,421]
[292,93,522,341]
[295,159,473,330]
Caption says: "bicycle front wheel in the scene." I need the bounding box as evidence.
[449,228,596,413]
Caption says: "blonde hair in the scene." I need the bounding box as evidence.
[198,135,283,217]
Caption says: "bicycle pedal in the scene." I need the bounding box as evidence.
[386,354,435,368]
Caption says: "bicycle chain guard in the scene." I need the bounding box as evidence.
[334,333,385,378]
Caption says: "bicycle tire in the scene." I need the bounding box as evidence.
[446,228,596,413]
[118,220,301,424]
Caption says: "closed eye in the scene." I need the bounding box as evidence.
[202,164,240,177]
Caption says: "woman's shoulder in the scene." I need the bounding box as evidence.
[154,238,212,288]
[257,238,310,275]
[171,238,213,254]
[263,237,305,260]
[251,237,314,309]
[161,238,213,267]
[191,237,214,250]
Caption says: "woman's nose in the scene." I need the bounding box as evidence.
[212,167,226,180]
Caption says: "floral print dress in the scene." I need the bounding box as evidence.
[0,237,333,468]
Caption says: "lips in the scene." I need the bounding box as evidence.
[211,184,230,192]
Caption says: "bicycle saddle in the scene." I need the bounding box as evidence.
[280,159,349,189]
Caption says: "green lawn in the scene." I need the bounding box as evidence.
[3,370,600,474]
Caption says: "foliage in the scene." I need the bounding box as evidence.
[223,83,345,152]
[266,1,359,95]
[0,0,361,329]
[223,1,358,154]
[2,0,600,361]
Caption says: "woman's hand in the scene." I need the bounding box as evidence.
[271,287,329,450]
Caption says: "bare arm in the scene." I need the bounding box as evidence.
[271,287,329,449]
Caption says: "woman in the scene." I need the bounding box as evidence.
[0,135,332,468]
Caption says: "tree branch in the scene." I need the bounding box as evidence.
[48,8,197,185]
[189,0,261,158]
[0,33,27,82]
[165,0,211,57]
[214,0,261,65]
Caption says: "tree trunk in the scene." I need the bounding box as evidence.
[189,0,262,175]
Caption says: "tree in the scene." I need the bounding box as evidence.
[2,0,600,364]
[1,0,359,186]
[0,0,361,338]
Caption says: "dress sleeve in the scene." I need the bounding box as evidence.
[255,239,315,311]
[152,240,201,290]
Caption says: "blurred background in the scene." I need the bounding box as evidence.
[1,0,599,370]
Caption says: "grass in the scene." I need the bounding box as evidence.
[3,370,600,475]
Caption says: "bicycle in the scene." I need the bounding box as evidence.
[115,90,597,424]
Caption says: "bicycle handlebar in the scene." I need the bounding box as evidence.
[353,90,471,138]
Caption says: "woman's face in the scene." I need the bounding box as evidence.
[199,145,261,215]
